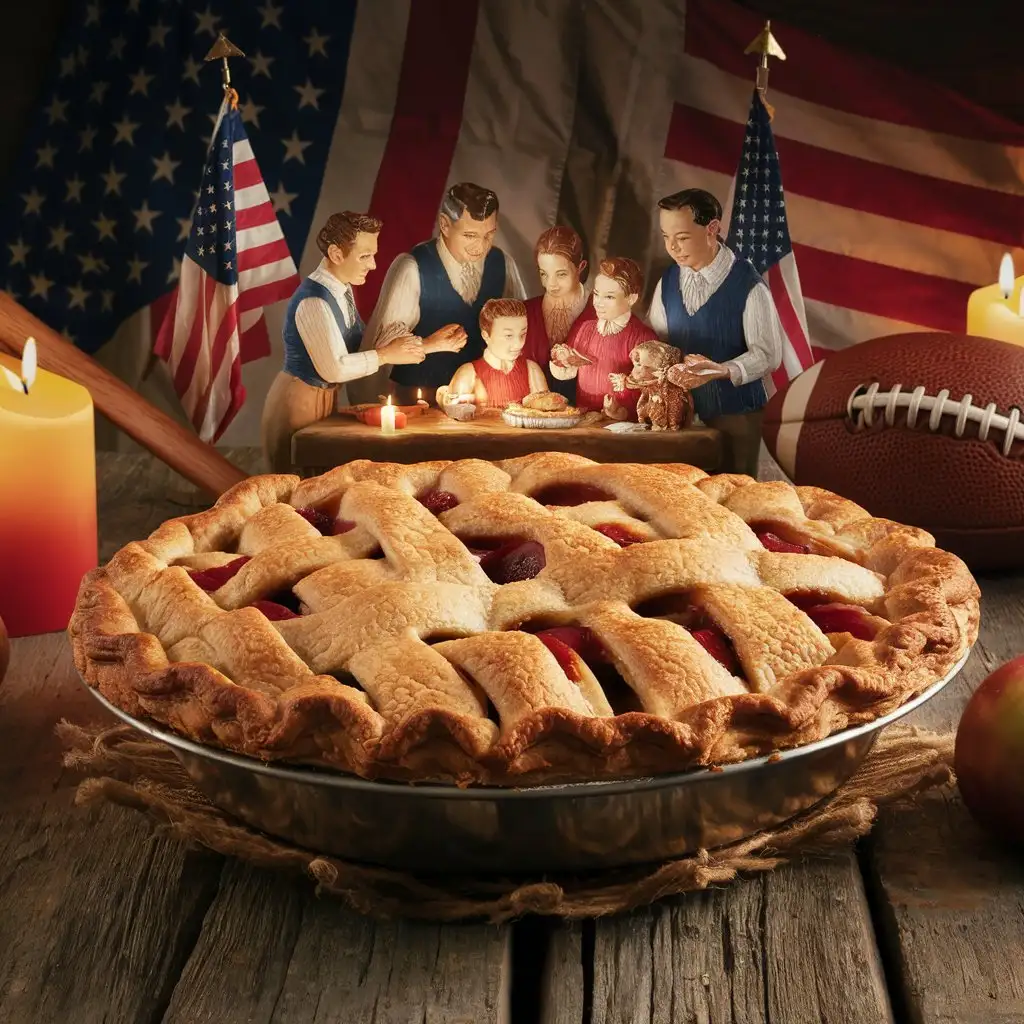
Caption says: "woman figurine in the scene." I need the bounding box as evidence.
[523,226,595,398]
[260,212,424,473]
[549,256,657,417]
[440,298,548,409]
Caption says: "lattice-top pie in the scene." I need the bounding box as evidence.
[70,452,979,786]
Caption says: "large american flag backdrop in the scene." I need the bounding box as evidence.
[1,0,1021,447]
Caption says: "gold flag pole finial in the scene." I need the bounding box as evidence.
[204,33,245,108]
[744,20,785,119]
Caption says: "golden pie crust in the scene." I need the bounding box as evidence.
[69,453,979,786]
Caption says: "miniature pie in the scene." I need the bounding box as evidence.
[70,452,979,786]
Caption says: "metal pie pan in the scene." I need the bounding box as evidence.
[83,649,968,874]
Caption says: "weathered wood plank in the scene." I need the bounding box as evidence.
[865,579,1024,1024]
[0,453,238,1023]
[0,793,222,1024]
[546,853,891,1024]
[161,860,511,1024]
[0,630,224,1024]
[540,921,586,1024]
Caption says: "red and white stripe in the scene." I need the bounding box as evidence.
[155,132,299,442]
[660,0,1024,363]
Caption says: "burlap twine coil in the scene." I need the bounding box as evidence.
[58,721,954,924]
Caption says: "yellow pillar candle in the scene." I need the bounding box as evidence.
[966,253,1024,348]
[0,342,97,636]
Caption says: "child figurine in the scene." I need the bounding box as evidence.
[549,257,658,417]
[523,226,596,398]
[438,298,548,409]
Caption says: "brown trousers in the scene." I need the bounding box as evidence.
[704,410,764,479]
[260,372,337,474]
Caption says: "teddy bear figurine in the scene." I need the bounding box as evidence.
[607,340,694,431]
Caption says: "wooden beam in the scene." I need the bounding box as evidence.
[0,292,248,499]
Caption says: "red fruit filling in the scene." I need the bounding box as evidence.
[531,483,614,506]
[532,626,640,713]
[251,600,300,621]
[535,632,583,681]
[478,540,546,584]
[784,592,880,640]
[756,530,810,554]
[689,627,741,675]
[633,594,743,676]
[593,523,647,547]
[187,556,250,592]
[802,602,879,640]
[535,626,608,667]
[294,506,356,536]
[417,489,460,514]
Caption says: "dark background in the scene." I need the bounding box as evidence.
[2,0,1021,192]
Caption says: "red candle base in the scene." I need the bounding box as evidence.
[358,407,409,428]
[0,515,98,637]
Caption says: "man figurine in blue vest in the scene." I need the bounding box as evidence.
[260,211,424,472]
[647,188,785,478]
[353,181,527,405]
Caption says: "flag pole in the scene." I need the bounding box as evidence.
[204,32,245,108]
[744,20,786,120]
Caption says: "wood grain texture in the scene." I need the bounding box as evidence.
[0,619,222,1024]
[162,861,511,1024]
[865,579,1024,1024]
[545,854,891,1024]
[0,298,248,499]
[540,921,587,1024]
[291,409,723,471]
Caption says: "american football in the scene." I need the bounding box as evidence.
[762,332,1024,571]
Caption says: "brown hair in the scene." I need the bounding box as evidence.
[657,189,722,225]
[534,225,589,283]
[441,182,500,223]
[597,256,643,298]
[479,298,527,335]
[316,211,383,258]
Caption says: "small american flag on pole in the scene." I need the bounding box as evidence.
[154,96,299,443]
[725,88,815,390]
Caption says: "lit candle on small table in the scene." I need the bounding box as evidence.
[415,388,428,408]
[967,252,1024,347]
[380,394,397,434]
[0,338,97,636]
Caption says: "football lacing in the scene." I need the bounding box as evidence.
[847,383,1024,457]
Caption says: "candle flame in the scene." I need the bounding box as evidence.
[1,365,24,394]
[416,388,422,400]
[21,337,37,392]
[2,336,36,394]
[999,252,1015,299]
[386,395,393,406]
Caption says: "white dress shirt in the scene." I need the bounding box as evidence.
[362,237,527,350]
[295,260,379,384]
[647,244,784,387]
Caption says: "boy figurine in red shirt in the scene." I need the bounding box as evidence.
[440,298,548,409]
[549,256,657,418]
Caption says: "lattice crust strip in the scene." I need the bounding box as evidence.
[70,452,980,785]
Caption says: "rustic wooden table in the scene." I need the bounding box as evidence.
[2,448,1023,1024]
[291,408,723,475]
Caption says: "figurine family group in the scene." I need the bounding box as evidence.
[262,180,785,477]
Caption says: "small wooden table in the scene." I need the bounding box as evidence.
[291,408,723,475]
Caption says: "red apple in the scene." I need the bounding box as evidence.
[954,654,1024,847]
[0,614,8,684]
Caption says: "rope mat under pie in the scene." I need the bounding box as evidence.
[58,721,953,924]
